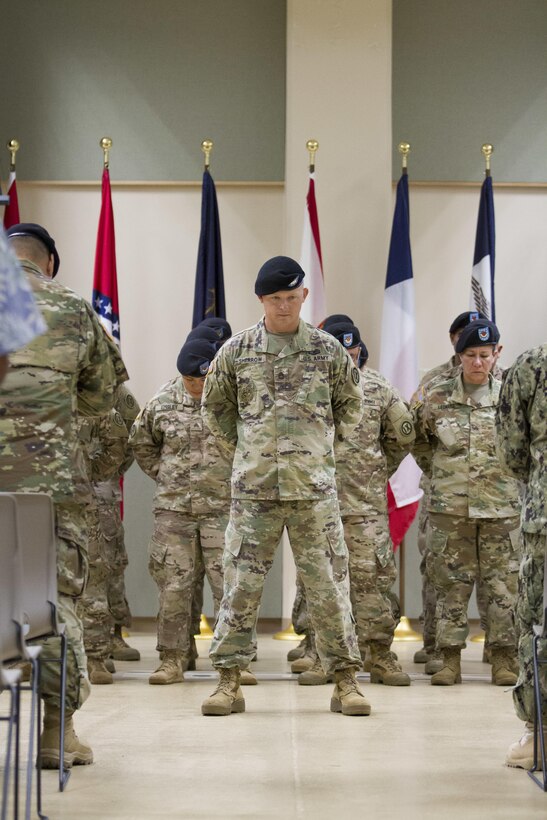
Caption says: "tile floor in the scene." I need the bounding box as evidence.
[4,632,547,819]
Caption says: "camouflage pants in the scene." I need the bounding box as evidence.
[343,514,398,648]
[97,493,132,627]
[428,512,519,649]
[513,532,547,723]
[35,592,91,713]
[290,514,398,651]
[419,499,491,651]
[77,505,112,658]
[149,510,226,654]
[417,501,437,652]
[210,498,360,674]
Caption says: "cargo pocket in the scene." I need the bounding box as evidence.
[327,527,348,583]
[225,522,244,558]
[427,524,448,556]
[374,529,393,568]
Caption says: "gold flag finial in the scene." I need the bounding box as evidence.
[202,139,213,170]
[306,139,319,171]
[398,141,410,172]
[100,137,112,169]
[7,139,20,170]
[481,143,493,176]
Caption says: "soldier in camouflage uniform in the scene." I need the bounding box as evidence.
[0,225,45,382]
[201,257,369,717]
[413,310,503,673]
[1,223,125,768]
[496,345,547,769]
[292,322,415,687]
[98,385,141,665]
[412,320,520,686]
[77,394,131,683]
[130,338,231,685]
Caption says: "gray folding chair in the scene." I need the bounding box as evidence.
[10,493,70,795]
[0,493,42,820]
[529,538,547,792]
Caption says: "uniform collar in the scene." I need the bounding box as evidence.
[255,317,314,355]
[19,258,48,280]
[452,372,497,407]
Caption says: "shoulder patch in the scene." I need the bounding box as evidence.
[351,367,360,385]
[400,420,413,437]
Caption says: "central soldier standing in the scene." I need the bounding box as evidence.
[201,256,369,717]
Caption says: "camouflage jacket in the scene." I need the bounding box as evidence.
[202,318,363,500]
[412,372,520,519]
[129,376,232,514]
[0,261,126,502]
[78,385,139,483]
[335,367,415,516]
[495,345,546,533]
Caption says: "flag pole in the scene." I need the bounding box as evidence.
[306,138,318,172]
[201,139,213,171]
[393,140,422,642]
[481,142,493,178]
[194,141,217,638]
[7,138,19,171]
[100,136,112,169]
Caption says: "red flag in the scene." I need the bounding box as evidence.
[92,167,123,514]
[3,172,20,229]
[92,168,120,345]
[299,172,326,326]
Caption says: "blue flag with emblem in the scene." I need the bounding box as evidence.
[192,169,226,327]
[470,175,495,321]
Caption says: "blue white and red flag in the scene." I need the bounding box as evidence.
[470,175,495,321]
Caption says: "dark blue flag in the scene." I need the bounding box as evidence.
[192,170,226,327]
[470,175,495,321]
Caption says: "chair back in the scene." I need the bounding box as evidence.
[0,493,26,664]
[10,493,59,642]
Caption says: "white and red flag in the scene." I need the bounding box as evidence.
[379,171,422,546]
[299,172,326,326]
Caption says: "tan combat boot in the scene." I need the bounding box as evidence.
[413,646,430,664]
[240,669,258,685]
[202,668,245,716]
[291,649,317,674]
[87,657,113,685]
[491,648,518,686]
[40,705,94,769]
[111,625,141,661]
[298,656,334,686]
[506,722,547,769]
[424,650,444,675]
[330,668,371,716]
[149,649,184,685]
[430,647,461,685]
[287,634,311,662]
[369,642,411,686]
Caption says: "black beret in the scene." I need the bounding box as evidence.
[449,310,488,335]
[322,313,354,329]
[186,326,223,350]
[7,222,60,277]
[359,340,369,364]
[177,339,217,377]
[326,321,362,350]
[455,320,500,353]
[199,317,232,340]
[255,256,305,296]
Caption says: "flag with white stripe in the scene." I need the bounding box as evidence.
[470,175,495,321]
